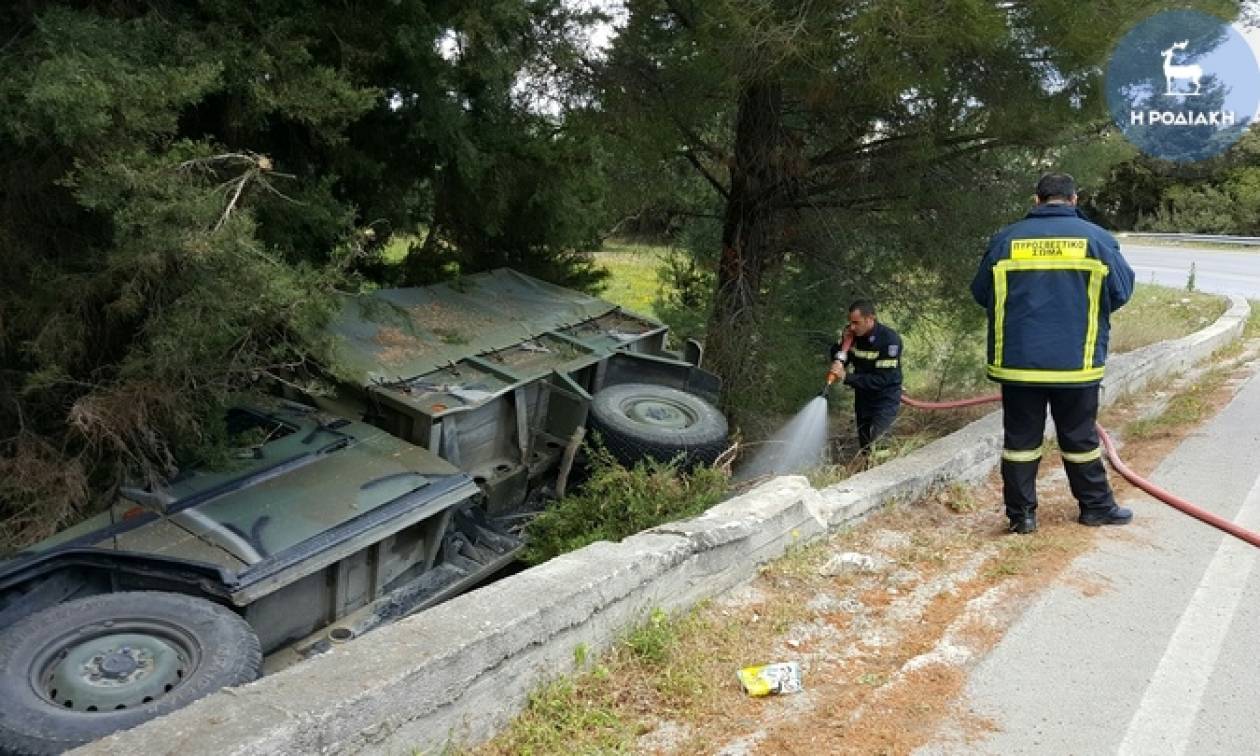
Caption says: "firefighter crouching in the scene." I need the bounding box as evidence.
[828,300,903,454]
[971,172,1136,535]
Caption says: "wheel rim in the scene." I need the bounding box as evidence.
[619,395,698,430]
[33,623,198,713]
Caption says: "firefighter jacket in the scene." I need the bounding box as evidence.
[829,322,903,404]
[971,204,1135,387]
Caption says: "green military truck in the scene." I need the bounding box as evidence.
[0,269,726,753]
[318,268,728,512]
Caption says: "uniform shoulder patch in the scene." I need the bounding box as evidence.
[888,344,899,357]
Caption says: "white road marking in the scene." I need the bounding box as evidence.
[1117,471,1260,755]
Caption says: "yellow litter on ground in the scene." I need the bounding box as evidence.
[737,661,803,696]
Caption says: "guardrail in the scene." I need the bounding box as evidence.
[1120,232,1260,247]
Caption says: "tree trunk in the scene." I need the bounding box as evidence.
[704,79,788,415]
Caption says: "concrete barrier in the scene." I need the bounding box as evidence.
[82,296,1250,755]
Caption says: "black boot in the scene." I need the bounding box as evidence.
[1078,505,1132,526]
[1008,514,1038,535]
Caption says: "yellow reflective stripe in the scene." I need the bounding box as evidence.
[987,365,1106,383]
[874,359,899,368]
[851,349,879,359]
[995,258,1109,274]
[1061,447,1102,464]
[993,266,1008,367]
[1002,448,1043,463]
[1082,264,1105,369]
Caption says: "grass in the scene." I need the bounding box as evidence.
[1109,285,1227,353]
[939,482,981,514]
[470,544,824,756]
[1123,364,1232,441]
[592,239,670,318]
[982,530,1084,579]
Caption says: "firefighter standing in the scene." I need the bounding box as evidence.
[829,301,903,453]
[971,173,1136,535]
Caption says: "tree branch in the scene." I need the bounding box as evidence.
[809,130,995,169]
[681,148,730,199]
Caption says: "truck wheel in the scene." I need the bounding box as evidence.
[0,591,262,754]
[589,382,729,467]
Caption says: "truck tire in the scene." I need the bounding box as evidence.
[589,383,728,467]
[0,591,262,754]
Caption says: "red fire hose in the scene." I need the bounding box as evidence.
[1095,423,1260,548]
[892,390,1260,549]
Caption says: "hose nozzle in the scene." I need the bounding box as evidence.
[820,332,853,398]
[820,370,839,397]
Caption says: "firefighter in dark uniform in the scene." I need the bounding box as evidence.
[971,173,1136,535]
[828,300,903,453]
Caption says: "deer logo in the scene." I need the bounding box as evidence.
[1162,40,1202,96]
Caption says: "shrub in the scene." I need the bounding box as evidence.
[522,445,729,565]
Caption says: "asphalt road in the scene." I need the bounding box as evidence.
[932,359,1260,755]
[1121,242,1260,298]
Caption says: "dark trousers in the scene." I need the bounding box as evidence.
[856,392,900,452]
[1001,383,1115,520]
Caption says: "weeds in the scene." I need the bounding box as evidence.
[488,675,635,755]
[625,608,677,665]
[1124,366,1230,440]
[474,592,811,756]
[983,531,1083,580]
[522,444,729,565]
[940,482,980,514]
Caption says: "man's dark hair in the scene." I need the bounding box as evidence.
[1035,172,1077,202]
[848,300,876,317]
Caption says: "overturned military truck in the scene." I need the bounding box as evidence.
[0,269,727,753]
[317,268,728,512]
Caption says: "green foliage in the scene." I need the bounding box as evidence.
[0,0,615,548]
[623,608,677,665]
[1092,129,1260,233]
[654,245,717,346]
[594,0,1219,414]
[523,445,729,565]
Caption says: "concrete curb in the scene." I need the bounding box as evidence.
[82,296,1250,756]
